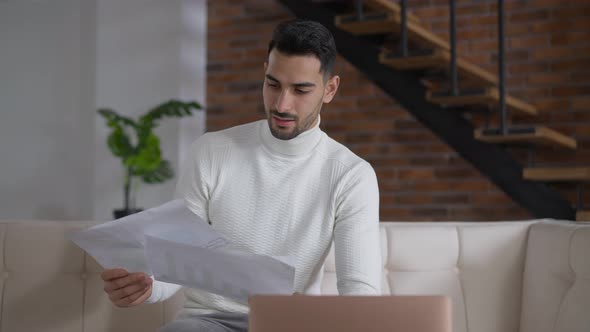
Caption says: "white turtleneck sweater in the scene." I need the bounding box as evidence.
[147,118,381,315]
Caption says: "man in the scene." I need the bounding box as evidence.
[101,19,381,332]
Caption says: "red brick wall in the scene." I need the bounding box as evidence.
[207,0,590,221]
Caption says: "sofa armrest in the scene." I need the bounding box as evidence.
[520,220,590,332]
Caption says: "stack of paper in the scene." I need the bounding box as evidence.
[68,199,295,303]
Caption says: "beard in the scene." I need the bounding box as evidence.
[267,110,299,140]
[266,107,320,140]
[266,97,323,140]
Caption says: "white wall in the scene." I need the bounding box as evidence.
[0,0,206,221]
[0,0,94,220]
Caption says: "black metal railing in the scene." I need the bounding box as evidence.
[400,0,408,57]
[449,0,459,96]
[355,0,364,21]
[497,0,508,135]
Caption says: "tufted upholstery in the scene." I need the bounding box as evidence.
[321,220,590,332]
[1,219,588,332]
[0,221,184,332]
[519,221,590,332]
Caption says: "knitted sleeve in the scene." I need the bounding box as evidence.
[145,278,182,304]
[146,135,213,304]
[174,134,212,222]
[333,161,382,295]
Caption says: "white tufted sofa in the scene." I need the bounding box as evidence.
[0,219,588,332]
[0,221,185,332]
[322,220,590,332]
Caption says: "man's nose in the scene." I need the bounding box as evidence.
[275,90,293,113]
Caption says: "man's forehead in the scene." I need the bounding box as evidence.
[266,50,323,82]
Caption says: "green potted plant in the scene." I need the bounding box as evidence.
[98,99,202,219]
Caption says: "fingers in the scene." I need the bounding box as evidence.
[101,268,128,281]
[103,272,149,292]
[101,269,153,308]
[108,277,152,302]
[113,284,152,308]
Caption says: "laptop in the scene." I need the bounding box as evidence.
[249,295,451,332]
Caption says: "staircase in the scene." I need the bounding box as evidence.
[279,0,588,221]
[523,167,590,221]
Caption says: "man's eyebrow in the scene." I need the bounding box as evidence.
[293,82,316,88]
[266,74,279,82]
[265,74,316,88]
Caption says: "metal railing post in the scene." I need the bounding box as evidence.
[527,145,536,167]
[498,0,508,135]
[578,184,585,210]
[356,0,364,21]
[450,0,458,96]
[400,0,408,56]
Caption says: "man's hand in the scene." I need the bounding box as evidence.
[101,268,153,308]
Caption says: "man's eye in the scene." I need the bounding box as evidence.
[295,90,309,94]
[267,82,279,88]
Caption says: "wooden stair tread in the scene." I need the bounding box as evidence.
[379,50,448,69]
[380,49,498,86]
[572,97,590,111]
[365,0,421,24]
[427,87,538,116]
[474,126,577,149]
[336,5,499,86]
[335,13,399,35]
[335,12,449,50]
[577,210,590,222]
[523,167,590,181]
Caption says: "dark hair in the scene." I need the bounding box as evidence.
[267,19,337,77]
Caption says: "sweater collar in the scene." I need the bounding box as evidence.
[260,116,323,157]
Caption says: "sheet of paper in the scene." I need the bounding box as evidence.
[68,199,295,302]
[67,199,221,274]
[145,234,295,304]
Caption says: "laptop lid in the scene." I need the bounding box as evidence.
[249,295,451,332]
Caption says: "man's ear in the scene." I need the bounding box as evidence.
[323,75,340,103]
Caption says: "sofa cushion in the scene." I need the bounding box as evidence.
[0,224,5,319]
[520,220,590,332]
[4,221,85,274]
[83,254,185,332]
[0,221,184,332]
[84,273,165,332]
[322,221,533,332]
[3,274,84,332]
[1,222,87,331]
[458,222,530,332]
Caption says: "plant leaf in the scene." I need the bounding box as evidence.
[139,99,202,129]
[142,159,174,184]
[97,109,137,128]
[107,126,134,158]
[126,133,161,175]
[98,101,200,193]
